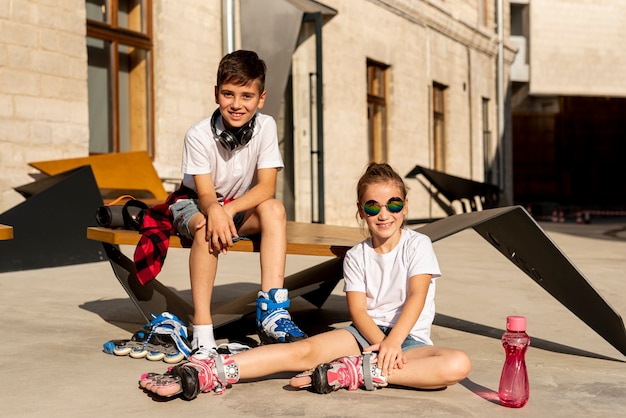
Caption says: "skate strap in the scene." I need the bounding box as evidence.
[214,354,228,388]
[147,312,192,358]
[257,298,290,311]
[362,352,374,391]
[217,342,251,354]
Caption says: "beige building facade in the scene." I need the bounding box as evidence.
[0,0,515,226]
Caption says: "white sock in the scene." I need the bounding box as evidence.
[192,324,217,350]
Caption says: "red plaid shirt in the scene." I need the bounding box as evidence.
[133,187,195,285]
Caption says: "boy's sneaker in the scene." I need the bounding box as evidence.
[256,288,307,344]
[311,352,388,394]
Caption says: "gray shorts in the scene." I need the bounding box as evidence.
[170,199,246,240]
[343,324,428,352]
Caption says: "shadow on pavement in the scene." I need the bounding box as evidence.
[435,313,625,362]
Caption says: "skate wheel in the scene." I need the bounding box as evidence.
[113,345,133,356]
[164,352,185,364]
[130,348,148,359]
[147,351,166,361]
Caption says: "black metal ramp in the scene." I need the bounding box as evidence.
[0,166,105,272]
[416,205,626,356]
[406,165,500,214]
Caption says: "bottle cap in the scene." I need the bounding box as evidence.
[506,316,526,332]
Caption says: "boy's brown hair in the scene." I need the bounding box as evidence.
[217,50,267,93]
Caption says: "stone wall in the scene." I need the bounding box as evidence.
[530,0,626,97]
[0,0,513,225]
[0,0,89,210]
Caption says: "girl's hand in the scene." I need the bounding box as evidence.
[364,340,407,376]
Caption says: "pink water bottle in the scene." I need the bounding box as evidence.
[498,315,530,408]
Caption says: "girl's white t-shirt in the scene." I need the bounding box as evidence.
[343,228,441,345]
[180,112,284,202]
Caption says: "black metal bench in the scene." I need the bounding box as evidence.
[406,165,500,217]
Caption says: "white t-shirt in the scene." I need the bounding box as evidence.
[180,112,284,202]
[342,228,441,345]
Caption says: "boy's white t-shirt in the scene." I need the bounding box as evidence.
[180,112,284,202]
[342,228,441,345]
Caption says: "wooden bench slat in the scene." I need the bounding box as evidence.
[87,221,365,258]
[0,224,13,240]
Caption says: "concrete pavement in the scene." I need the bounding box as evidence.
[1,220,625,417]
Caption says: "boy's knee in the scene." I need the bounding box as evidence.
[259,198,286,220]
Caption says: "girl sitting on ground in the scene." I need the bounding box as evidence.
[139,162,471,399]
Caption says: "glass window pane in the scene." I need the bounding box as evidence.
[86,0,109,23]
[118,0,146,33]
[118,45,130,152]
[87,37,113,153]
[118,44,150,152]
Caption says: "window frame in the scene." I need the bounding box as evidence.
[86,0,154,155]
[367,59,390,163]
[432,82,447,171]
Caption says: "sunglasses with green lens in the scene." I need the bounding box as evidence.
[361,197,405,216]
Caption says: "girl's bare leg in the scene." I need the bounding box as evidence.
[235,329,361,378]
[384,346,472,389]
[140,329,361,396]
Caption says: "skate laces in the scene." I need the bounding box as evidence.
[191,345,218,360]
[189,356,227,395]
[139,312,191,358]
[261,308,304,337]
[328,353,386,391]
[187,351,241,395]
[336,356,363,391]
[192,343,250,360]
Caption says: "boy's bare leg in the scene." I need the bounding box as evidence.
[238,198,286,291]
[188,213,219,349]
[238,199,306,343]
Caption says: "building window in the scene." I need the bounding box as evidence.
[367,60,389,163]
[482,97,493,183]
[432,83,447,171]
[86,0,153,155]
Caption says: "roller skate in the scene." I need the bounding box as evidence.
[191,342,251,361]
[103,312,191,364]
[256,288,307,344]
[138,352,240,400]
[292,352,388,394]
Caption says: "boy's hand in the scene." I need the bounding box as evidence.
[202,203,239,254]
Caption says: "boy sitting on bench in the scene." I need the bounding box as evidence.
[134,50,306,359]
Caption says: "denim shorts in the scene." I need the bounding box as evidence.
[343,324,428,352]
[170,199,246,240]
